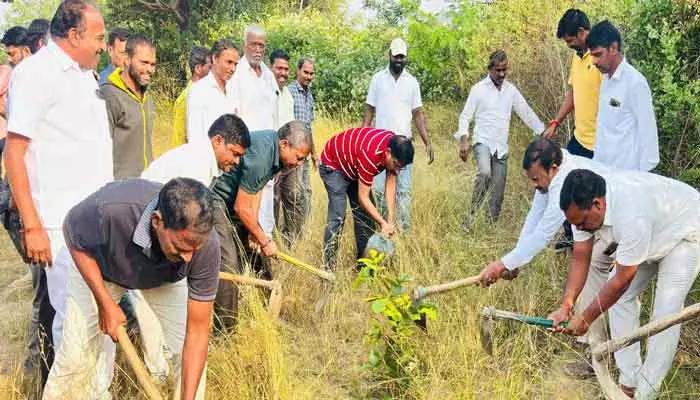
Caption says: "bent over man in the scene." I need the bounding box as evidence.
[552,169,700,399]
[44,178,219,400]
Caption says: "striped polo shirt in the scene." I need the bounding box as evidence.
[320,127,394,185]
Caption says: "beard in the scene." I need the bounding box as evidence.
[389,61,405,75]
[128,66,149,92]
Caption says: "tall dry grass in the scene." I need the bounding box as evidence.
[0,103,699,399]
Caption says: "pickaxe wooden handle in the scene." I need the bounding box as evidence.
[278,252,335,282]
[219,272,283,319]
[116,325,164,400]
[411,274,481,302]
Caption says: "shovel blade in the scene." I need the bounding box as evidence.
[480,316,494,356]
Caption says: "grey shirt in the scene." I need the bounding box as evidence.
[63,179,221,301]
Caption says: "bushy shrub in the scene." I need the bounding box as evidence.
[626,0,700,182]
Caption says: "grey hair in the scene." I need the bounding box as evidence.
[243,24,266,45]
[278,120,314,154]
[488,49,508,69]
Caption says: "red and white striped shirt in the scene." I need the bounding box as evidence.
[320,127,394,185]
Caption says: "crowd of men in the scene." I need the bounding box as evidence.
[0,1,696,399]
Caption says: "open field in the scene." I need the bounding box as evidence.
[0,103,699,399]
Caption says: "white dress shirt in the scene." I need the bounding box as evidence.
[573,170,700,266]
[501,152,611,270]
[141,140,221,187]
[454,76,544,158]
[593,59,659,171]
[186,72,235,143]
[7,40,113,229]
[229,56,278,131]
[366,67,422,137]
[277,85,295,129]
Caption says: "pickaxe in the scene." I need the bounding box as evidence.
[219,272,284,319]
[479,307,567,356]
[116,325,164,400]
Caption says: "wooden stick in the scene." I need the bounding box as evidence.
[278,252,335,282]
[116,325,164,400]
[592,302,700,360]
[591,353,630,400]
[219,272,283,318]
[411,274,481,301]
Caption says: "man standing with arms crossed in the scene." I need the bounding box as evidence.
[363,38,433,233]
[5,0,113,385]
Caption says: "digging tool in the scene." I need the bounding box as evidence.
[278,252,335,282]
[116,325,164,400]
[219,272,283,319]
[479,307,567,355]
[589,302,700,400]
[410,274,482,304]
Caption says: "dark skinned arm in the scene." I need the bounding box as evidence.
[233,188,278,257]
[358,181,394,236]
[5,132,53,266]
[180,299,213,400]
[412,107,434,164]
[362,105,375,127]
[547,237,594,329]
[543,90,573,139]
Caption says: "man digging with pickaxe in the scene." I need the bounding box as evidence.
[549,169,700,399]
[478,138,611,376]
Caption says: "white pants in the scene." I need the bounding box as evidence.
[45,229,70,350]
[609,240,700,399]
[259,179,275,236]
[575,237,614,345]
[43,255,206,399]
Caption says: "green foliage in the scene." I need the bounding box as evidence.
[626,0,700,180]
[354,250,437,396]
[2,0,61,29]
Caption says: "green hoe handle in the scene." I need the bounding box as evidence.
[481,307,568,328]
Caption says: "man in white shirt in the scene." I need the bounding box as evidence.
[455,49,544,230]
[551,169,700,399]
[588,20,659,172]
[478,139,611,347]
[229,24,280,237]
[363,38,433,233]
[4,0,113,383]
[134,114,250,377]
[186,38,240,143]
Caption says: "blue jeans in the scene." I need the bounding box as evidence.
[372,164,412,232]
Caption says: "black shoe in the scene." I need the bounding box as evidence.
[554,239,573,253]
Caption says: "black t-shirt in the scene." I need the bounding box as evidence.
[63,179,220,301]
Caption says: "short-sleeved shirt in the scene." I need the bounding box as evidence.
[572,170,700,266]
[211,129,281,205]
[63,179,221,301]
[320,127,393,186]
[568,51,603,151]
[366,67,422,138]
[8,40,113,229]
[141,140,220,187]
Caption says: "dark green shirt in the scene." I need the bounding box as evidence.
[211,130,281,206]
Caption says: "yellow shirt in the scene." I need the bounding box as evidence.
[568,51,603,151]
[170,81,192,149]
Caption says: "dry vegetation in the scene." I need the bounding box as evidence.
[0,103,699,399]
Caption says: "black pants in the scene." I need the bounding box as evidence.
[320,165,375,271]
[212,200,271,333]
[27,263,55,386]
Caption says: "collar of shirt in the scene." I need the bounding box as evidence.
[382,66,413,83]
[609,57,628,82]
[205,140,224,178]
[203,71,227,94]
[289,80,309,95]
[46,39,82,72]
[132,196,159,259]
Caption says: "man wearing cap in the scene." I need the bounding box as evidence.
[362,38,433,233]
